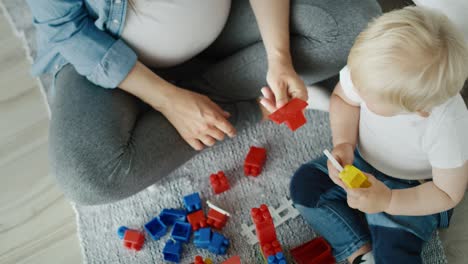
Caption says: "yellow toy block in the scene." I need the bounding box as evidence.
[204,258,213,264]
[339,165,371,188]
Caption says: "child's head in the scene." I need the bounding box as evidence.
[348,6,468,116]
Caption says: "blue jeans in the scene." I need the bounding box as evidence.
[289,151,452,263]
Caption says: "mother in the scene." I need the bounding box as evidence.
[27,0,381,205]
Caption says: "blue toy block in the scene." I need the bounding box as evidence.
[183,192,202,213]
[163,240,183,263]
[194,228,212,249]
[171,221,192,243]
[117,226,129,239]
[159,208,187,226]
[144,217,167,240]
[208,231,229,255]
[267,252,287,264]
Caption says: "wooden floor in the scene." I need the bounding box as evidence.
[0,7,467,264]
[0,11,82,264]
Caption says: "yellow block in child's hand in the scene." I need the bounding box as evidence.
[339,165,371,188]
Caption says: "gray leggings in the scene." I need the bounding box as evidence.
[50,0,381,205]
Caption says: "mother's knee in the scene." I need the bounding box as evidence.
[49,129,138,205]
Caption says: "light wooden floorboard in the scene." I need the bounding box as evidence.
[0,5,467,264]
[0,11,82,264]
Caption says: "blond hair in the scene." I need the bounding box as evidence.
[348,6,468,112]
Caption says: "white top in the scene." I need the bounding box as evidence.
[121,0,231,68]
[340,66,468,180]
[414,0,468,41]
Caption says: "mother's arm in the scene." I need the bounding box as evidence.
[249,0,308,111]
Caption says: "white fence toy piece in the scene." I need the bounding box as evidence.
[241,197,300,245]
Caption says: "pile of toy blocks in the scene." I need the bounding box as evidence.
[117,192,240,263]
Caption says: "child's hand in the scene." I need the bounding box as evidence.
[346,173,392,214]
[327,143,355,189]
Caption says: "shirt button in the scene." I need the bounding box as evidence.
[55,64,60,70]
[113,19,119,24]
[115,0,121,4]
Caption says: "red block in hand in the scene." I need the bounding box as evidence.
[206,208,229,230]
[123,229,145,251]
[290,237,335,264]
[187,210,207,231]
[244,146,267,176]
[210,171,230,194]
[251,204,277,243]
[268,98,308,131]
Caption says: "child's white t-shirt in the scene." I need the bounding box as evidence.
[339,66,468,180]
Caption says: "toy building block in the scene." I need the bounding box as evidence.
[183,192,202,213]
[117,226,129,239]
[261,240,283,259]
[323,149,371,188]
[194,256,213,264]
[159,208,187,226]
[144,217,168,240]
[290,237,335,264]
[194,227,212,249]
[171,221,192,243]
[187,210,208,231]
[122,229,145,251]
[210,171,230,194]
[267,252,287,264]
[268,98,308,131]
[163,239,183,263]
[251,204,277,243]
[244,146,267,176]
[241,198,300,245]
[206,200,230,230]
[222,256,242,264]
[207,208,229,230]
[194,256,205,264]
[208,231,230,255]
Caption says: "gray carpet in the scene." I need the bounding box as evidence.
[0,1,448,263]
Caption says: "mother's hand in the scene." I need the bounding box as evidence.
[159,87,236,151]
[260,57,308,113]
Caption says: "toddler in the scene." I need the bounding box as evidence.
[290,6,468,264]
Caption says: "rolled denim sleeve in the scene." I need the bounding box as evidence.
[26,0,137,88]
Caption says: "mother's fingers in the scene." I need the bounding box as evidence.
[187,138,204,151]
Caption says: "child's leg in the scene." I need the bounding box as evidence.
[366,209,439,264]
[368,224,424,264]
[290,156,372,262]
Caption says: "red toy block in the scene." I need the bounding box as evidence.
[250,204,277,243]
[210,171,230,194]
[187,210,208,231]
[222,255,242,264]
[122,229,145,251]
[268,98,308,131]
[261,239,283,258]
[290,237,335,264]
[244,146,267,176]
[194,256,205,264]
[206,208,229,230]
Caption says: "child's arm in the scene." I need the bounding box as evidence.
[327,82,361,188]
[330,82,360,148]
[385,162,468,215]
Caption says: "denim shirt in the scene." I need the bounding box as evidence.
[26,0,137,89]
